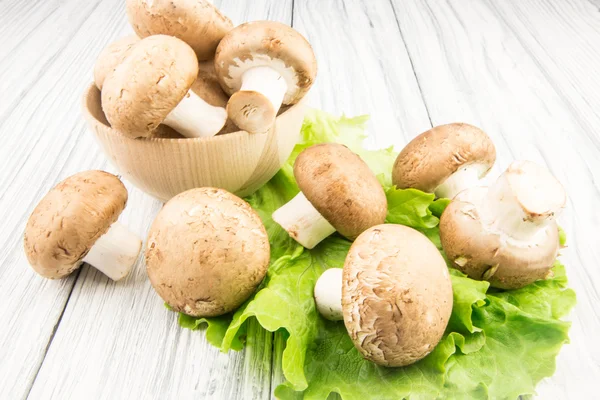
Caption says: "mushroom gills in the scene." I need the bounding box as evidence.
[314,268,343,321]
[434,162,489,199]
[478,160,566,241]
[163,91,227,138]
[227,66,288,133]
[272,191,336,249]
[82,221,142,281]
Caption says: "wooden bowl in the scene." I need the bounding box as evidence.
[82,84,305,202]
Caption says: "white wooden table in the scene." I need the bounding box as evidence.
[1,0,599,398]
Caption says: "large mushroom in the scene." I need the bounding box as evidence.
[101,35,227,139]
[93,35,139,90]
[146,187,270,317]
[23,171,141,280]
[313,224,453,367]
[126,0,233,60]
[215,21,317,133]
[440,160,566,289]
[392,123,496,199]
[272,143,387,249]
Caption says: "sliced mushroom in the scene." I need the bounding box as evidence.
[93,35,139,90]
[126,0,232,60]
[392,123,496,199]
[101,35,227,139]
[440,160,566,289]
[215,21,317,133]
[23,171,141,280]
[146,187,270,317]
[342,224,453,367]
[272,143,387,249]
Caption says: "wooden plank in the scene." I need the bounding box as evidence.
[0,0,129,397]
[25,1,292,399]
[269,0,433,396]
[391,0,600,398]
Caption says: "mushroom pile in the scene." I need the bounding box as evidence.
[21,0,568,376]
[93,0,317,138]
[308,123,565,368]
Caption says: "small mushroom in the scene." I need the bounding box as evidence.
[23,171,142,280]
[313,268,343,321]
[126,0,233,60]
[342,224,453,367]
[392,123,496,199]
[440,160,566,289]
[146,187,270,317]
[101,35,227,139]
[272,143,387,249]
[215,21,317,133]
[93,35,139,90]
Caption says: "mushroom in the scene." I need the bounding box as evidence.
[392,123,496,199]
[342,224,453,367]
[23,170,142,280]
[215,21,317,133]
[146,187,270,317]
[313,268,343,321]
[440,160,566,289]
[272,143,387,249]
[101,35,227,139]
[93,35,139,90]
[126,0,233,60]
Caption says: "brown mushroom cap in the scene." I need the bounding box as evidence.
[126,0,232,60]
[342,224,453,367]
[146,187,270,317]
[214,20,317,104]
[23,171,128,279]
[392,123,496,193]
[294,143,387,240]
[440,187,560,289]
[101,35,198,138]
[93,35,139,90]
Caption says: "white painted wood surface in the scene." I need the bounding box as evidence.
[1,0,598,399]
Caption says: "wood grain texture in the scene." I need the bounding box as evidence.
[2,0,599,399]
[391,0,600,398]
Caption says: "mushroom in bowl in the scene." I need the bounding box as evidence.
[126,0,232,60]
[101,35,227,139]
[93,35,139,90]
[23,170,141,281]
[215,21,317,133]
[145,187,270,317]
[440,160,566,289]
[392,123,496,199]
[272,143,387,249]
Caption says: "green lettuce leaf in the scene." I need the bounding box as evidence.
[177,109,576,400]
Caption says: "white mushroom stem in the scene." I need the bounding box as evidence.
[163,91,227,138]
[272,192,335,249]
[238,66,288,115]
[314,268,343,321]
[82,222,142,281]
[434,163,489,199]
[478,161,566,241]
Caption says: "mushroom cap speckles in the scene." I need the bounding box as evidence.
[101,35,198,138]
[126,0,232,60]
[392,123,496,193]
[145,187,270,317]
[23,171,128,279]
[214,20,317,104]
[93,35,140,90]
[342,224,453,367]
[294,143,387,241]
[440,188,560,289]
